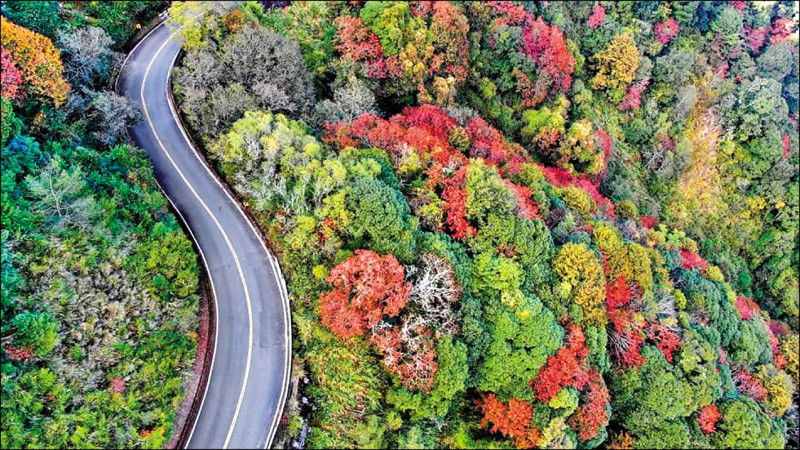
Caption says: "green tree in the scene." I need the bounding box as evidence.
[346,177,418,261]
[713,398,785,449]
[11,311,59,357]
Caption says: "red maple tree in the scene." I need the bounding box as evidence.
[733,369,767,402]
[5,344,33,362]
[654,18,679,45]
[697,404,721,434]
[606,276,647,369]
[441,166,476,240]
[520,16,575,105]
[480,394,541,448]
[735,295,761,320]
[647,323,682,363]
[531,324,590,402]
[0,47,22,100]
[588,5,606,29]
[744,26,769,54]
[569,369,610,441]
[680,250,708,271]
[619,79,649,111]
[109,377,126,394]
[319,250,411,338]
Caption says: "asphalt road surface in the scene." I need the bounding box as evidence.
[117,20,291,450]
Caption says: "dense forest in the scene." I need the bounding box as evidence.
[169,1,799,449]
[1,2,202,448]
[1,0,798,449]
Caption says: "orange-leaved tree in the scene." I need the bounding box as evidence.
[480,394,541,448]
[319,249,411,338]
[1,16,69,106]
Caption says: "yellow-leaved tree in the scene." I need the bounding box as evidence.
[0,16,69,106]
[590,33,640,91]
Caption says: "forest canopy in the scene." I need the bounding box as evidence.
[1,1,798,449]
[169,1,799,449]
[2,2,201,448]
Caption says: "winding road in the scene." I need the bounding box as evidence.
[116,18,291,450]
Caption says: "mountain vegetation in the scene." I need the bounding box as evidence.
[2,2,201,448]
[171,1,799,449]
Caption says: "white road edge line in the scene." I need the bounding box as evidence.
[161,22,292,450]
[121,10,292,449]
[141,27,254,450]
[116,19,224,450]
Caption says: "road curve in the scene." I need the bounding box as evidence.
[117,20,291,450]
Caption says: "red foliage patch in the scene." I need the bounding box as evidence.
[540,165,617,217]
[480,394,541,448]
[606,275,633,311]
[782,133,791,158]
[698,404,721,434]
[325,106,532,182]
[606,277,647,369]
[1,48,22,100]
[505,180,541,220]
[735,296,760,321]
[466,116,530,170]
[334,17,383,61]
[442,166,476,240]
[769,320,791,337]
[770,18,796,44]
[619,78,649,111]
[733,369,767,402]
[640,216,659,229]
[588,5,606,29]
[654,18,679,45]
[744,26,769,54]
[325,107,467,168]
[319,250,411,338]
[680,250,708,271]
[520,16,575,103]
[531,324,590,402]
[4,344,33,362]
[109,377,126,394]
[647,323,682,363]
[569,369,610,442]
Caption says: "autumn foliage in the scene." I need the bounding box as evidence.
[1,48,22,100]
[480,394,541,448]
[680,250,709,271]
[531,324,590,402]
[441,166,475,239]
[606,276,647,369]
[569,369,611,441]
[735,296,761,320]
[519,16,575,105]
[163,2,800,448]
[0,16,69,105]
[371,318,438,392]
[697,404,721,434]
[654,19,679,45]
[647,323,682,363]
[319,249,412,338]
[733,369,768,402]
[588,5,606,29]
